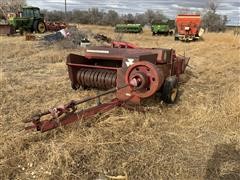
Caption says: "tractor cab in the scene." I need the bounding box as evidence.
[20,7,43,18]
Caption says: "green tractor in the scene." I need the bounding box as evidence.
[115,24,143,33]
[0,6,46,35]
[151,21,174,36]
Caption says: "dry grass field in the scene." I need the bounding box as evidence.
[0,25,240,179]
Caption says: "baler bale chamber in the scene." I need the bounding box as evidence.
[67,47,189,104]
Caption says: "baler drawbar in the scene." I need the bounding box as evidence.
[24,86,127,132]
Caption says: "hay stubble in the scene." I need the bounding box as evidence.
[0,26,240,179]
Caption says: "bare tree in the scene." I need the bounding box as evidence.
[102,10,120,26]
[144,9,166,24]
[208,0,218,13]
[0,0,26,15]
[203,0,228,32]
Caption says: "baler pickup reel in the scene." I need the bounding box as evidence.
[25,46,189,133]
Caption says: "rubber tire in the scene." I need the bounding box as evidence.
[19,28,24,36]
[162,76,178,104]
[33,21,46,33]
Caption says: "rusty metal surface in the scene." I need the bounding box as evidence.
[25,45,190,133]
[76,68,117,90]
[25,86,127,132]
[25,34,36,41]
[84,46,172,64]
[111,41,138,49]
[94,33,112,43]
[67,46,189,103]
[26,99,122,132]
[46,21,67,32]
[0,24,15,35]
[67,63,118,71]
[125,61,163,98]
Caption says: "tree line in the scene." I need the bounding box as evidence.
[42,9,168,27]
[42,7,228,32]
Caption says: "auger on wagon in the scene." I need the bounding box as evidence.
[25,46,190,133]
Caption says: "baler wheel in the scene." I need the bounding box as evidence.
[162,76,178,104]
[170,88,178,102]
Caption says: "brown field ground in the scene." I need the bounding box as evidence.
[0,25,240,179]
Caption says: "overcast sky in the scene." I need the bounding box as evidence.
[27,0,240,25]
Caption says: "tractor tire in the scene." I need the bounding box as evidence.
[33,21,46,33]
[162,76,178,104]
[19,28,24,36]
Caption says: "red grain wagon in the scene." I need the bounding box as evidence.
[175,14,203,41]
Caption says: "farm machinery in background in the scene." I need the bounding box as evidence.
[111,41,138,48]
[45,21,67,32]
[175,14,204,41]
[0,6,46,35]
[93,33,138,49]
[25,45,190,133]
[0,6,67,35]
[151,20,174,36]
[115,24,143,33]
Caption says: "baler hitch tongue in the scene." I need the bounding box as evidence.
[24,86,127,132]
